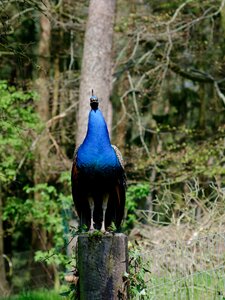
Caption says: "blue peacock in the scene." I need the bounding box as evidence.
[71,91,126,232]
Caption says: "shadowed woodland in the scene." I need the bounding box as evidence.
[0,0,225,298]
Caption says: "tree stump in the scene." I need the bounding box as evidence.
[77,233,128,300]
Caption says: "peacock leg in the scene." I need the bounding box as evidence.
[101,194,109,232]
[88,197,95,231]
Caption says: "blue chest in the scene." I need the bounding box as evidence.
[76,109,121,177]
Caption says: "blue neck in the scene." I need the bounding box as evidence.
[83,109,111,149]
[77,108,120,175]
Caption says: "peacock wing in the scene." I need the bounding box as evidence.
[111,145,125,170]
[71,146,81,217]
[108,145,126,228]
[71,146,91,228]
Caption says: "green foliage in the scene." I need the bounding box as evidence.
[87,230,104,239]
[3,171,73,268]
[60,284,77,300]
[1,289,64,300]
[123,183,150,231]
[34,249,69,267]
[0,80,39,182]
[151,136,225,183]
[107,222,117,232]
[31,174,73,268]
[127,243,150,299]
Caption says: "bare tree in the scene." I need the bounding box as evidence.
[76,0,116,145]
[34,0,51,219]
[32,0,56,286]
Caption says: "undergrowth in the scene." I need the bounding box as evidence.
[0,289,64,300]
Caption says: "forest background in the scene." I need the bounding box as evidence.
[0,0,225,297]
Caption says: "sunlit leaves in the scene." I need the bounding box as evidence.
[0,81,39,182]
[123,183,150,231]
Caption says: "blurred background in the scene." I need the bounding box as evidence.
[0,0,225,299]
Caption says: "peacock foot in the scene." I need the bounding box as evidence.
[88,226,95,232]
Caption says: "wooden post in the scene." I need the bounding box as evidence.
[77,233,128,300]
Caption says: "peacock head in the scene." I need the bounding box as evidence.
[90,90,99,110]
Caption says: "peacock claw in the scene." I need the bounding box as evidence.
[88,227,95,232]
[101,228,110,234]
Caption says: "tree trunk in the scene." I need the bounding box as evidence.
[34,0,51,230]
[199,84,206,130]
[32,0,54,286]
[221,3,225,31]
[0,184,9,297]
[77,233,128,300]
[35,0,51,122]
[76,0,116,145]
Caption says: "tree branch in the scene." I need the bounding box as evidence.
[169,61,225,106]
[214,82,225,106]
[169,61,214,83]
[46,101,78,128]
[127,72,150,157]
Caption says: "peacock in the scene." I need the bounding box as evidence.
[71,91,126,232]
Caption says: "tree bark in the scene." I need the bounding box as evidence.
[35,0,51,122]
[32,0,54,286]
[77,233,128,300]
[34,0,51,217]
[34,0,51,184]
[76,0,116,145]
[0,184,9,297]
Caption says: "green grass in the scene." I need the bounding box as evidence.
[0,289,64,300]
[2,269,225,300]
[146,269,225,300]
